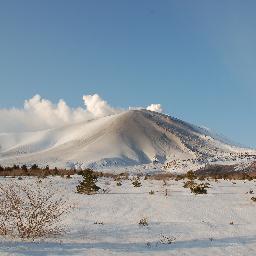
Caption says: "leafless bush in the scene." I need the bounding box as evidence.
[183,180,209,194]
[93,221,104,225]
[132,179,141,187]
[190,183,208,194]
[138,217,148,226]
[116,181,122,186]
[0,180,71,239]
[159,234,176,244]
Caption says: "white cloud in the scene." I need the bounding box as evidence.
[0,94,163,132]
[146,104,163,113]
[129,104,163,113]
[83,94,119,117]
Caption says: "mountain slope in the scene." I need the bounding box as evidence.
[0,110,254,169]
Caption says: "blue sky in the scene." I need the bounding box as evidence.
[0,0,255,147]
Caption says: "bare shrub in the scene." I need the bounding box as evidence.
[184,180,208,194]
[132,179,141,187]
[93,221,104,225]
[146,241,151,247]
[190,183,208,194]
[116,181,122,186]
[0,181,71,239]
[138,217,148,226]
[159,234,176,244]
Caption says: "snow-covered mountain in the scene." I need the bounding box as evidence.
[0,109,254,169]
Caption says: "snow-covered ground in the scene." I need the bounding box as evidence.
[1,175,256,256]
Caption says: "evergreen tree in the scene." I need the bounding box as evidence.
[76,169,101,194]
[31,164,38,170]
[21,165,27,171]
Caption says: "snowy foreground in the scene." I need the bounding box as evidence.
[1,175,256,256]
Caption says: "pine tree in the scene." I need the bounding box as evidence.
[76,169,101,194]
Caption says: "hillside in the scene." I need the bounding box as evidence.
[0,110,254,169]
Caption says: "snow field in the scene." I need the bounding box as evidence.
[0,175,256,255]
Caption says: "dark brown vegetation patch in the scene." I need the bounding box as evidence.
[194,162,256,180]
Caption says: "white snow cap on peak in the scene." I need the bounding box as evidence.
[146,104,163,113]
